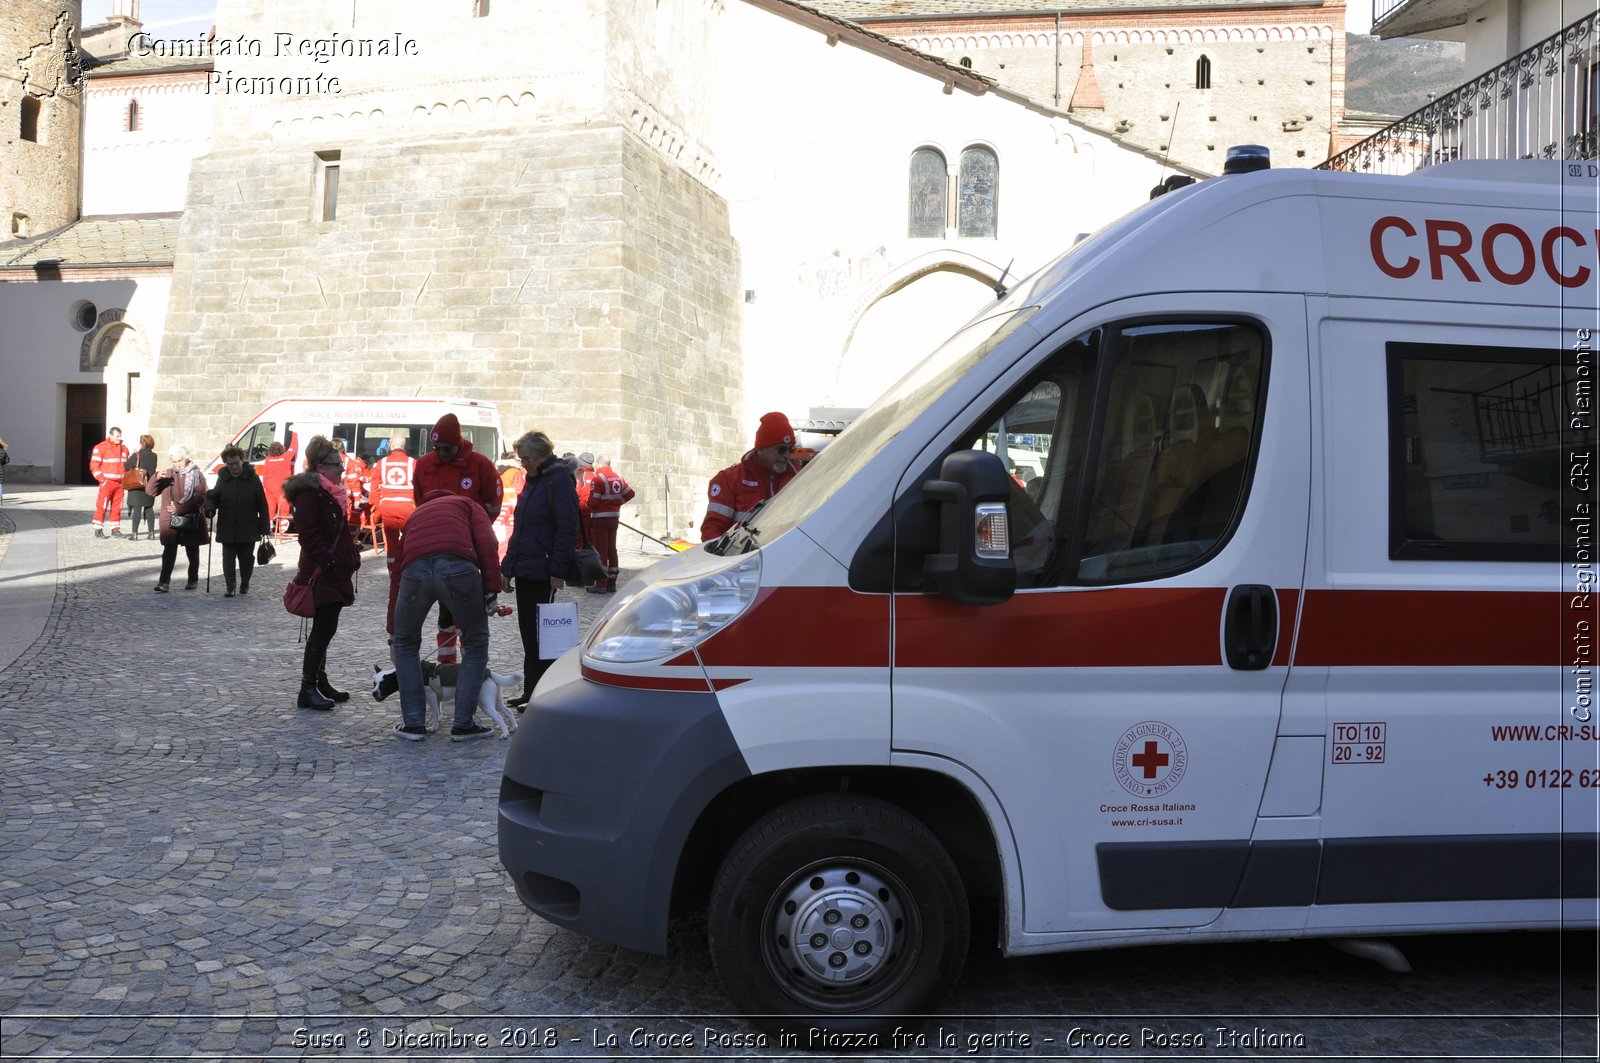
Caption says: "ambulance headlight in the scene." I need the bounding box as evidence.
[587,553,762,663]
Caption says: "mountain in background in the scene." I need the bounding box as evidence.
[1344,33,1466,117]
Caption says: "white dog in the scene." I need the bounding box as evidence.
[371,663,523,738]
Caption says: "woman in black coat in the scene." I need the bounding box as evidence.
[500,429,579,707]
[205,444,271,598]
[281,435,362,710]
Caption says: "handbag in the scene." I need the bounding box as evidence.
[570,544,606,585]
[122,466,147,490]
[256,539,277,566]
[283,567,321,618]
[168,512,192,529]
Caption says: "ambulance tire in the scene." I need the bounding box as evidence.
[707,795,969,1037]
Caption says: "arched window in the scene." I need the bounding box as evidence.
[958,145,998,238]
[20,96,41,142]
[908,147,946,238]
[127,99,140,131]
[1196,54,1212,90]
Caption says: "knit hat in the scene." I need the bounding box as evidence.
[430,413,461,446]
[753,412,795,451]
[577,452,595,467]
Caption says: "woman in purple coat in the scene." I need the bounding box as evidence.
[281,435,362,710]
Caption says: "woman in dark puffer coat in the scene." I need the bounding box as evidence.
[500,430,578,707]
[205,444,271,598]
[281,435,361,710]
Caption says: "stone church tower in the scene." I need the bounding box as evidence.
[2,0,84,239]
[151,0,742,534]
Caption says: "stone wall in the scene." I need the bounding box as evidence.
[1,0,83,238]
[151,121,739,535]
[875,5,1347,173]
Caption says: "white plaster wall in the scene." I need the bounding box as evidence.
[0,274,170,479]
[82,73,214,214]
[714,1,1179,426]
[1462,0,1576,76]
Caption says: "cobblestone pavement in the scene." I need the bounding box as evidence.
[1,486,1595,1062]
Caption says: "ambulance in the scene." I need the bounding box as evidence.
[205,397,502,482]
[498,156,1600,1033]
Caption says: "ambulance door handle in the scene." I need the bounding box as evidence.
[1223,584,1277,671]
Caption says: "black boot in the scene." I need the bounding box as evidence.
[316,670,350,703]
[298,680,334,710]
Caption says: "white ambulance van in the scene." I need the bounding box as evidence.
[205,397,501,481]
[498,158,1599,1033]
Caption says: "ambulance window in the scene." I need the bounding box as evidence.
[356,426,400,464]
[1078,322,1264,582]
[461,425,497,456]
[961,319,1266,587]
[239,422,277,463]
[1388,343,1585,561]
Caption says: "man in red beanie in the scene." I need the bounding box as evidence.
[700,411,804,541]
[412,413,503,518]
[411,413,504,666]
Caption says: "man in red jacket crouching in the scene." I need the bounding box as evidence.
[386,489,503,743]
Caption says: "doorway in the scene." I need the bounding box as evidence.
[66,384,105,486]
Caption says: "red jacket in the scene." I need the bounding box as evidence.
[385,491,504,632]
[700,452,800,540]
[371,450,417,526]
[90,439,129,485]
[262,453,294,501]
[342,454,368,501]
[412,439,503,516]
[586,465,635,518]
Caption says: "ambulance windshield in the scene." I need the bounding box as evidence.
[735,307,1039,549]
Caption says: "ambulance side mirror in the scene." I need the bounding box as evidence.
[922,450,1016,606]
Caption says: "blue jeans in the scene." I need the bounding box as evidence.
[392,553,490,729]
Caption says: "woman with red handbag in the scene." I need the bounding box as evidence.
[281,436,362,711]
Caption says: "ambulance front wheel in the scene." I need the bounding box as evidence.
[707,795,969,1036]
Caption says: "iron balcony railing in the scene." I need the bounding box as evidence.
[1370,0,1411,32]
[1322,11,1597,174]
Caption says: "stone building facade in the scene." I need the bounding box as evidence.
[812,0,1349,172]
[3,0,1199,535]
[149,0,743,533]
[2,0,84,239]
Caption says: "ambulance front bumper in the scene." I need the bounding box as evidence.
[496,652,751,955]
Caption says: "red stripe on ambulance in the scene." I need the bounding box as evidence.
[1293,589,1562,667]
[695,586,890,668]
[580,664,749,692]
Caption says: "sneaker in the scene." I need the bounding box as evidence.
[95,529,105,538]
[153,582,169,593]
[111,528,124,538]
[450,722,492,742]
[393,723,428,741]
[586,584,607,594]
